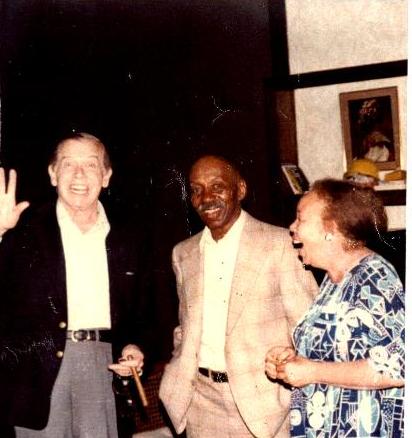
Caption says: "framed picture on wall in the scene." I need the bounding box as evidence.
[339,86,400,171]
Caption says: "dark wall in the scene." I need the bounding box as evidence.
[0,0,276,360]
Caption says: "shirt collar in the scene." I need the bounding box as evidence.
[200,209,246,249]
[56,200,110,235]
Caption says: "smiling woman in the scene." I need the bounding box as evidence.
[289,191,329,270]
[266,178,404,437]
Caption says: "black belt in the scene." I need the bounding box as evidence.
[67,329,112,343]
[198,367,228,383]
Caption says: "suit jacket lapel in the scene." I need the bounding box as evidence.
[227,213,264,335]
[34,203,67,311]
[180,235,204,345]
[105,223,120,324]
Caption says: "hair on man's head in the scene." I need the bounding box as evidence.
[49,132,112,170]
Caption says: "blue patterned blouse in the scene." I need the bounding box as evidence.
[291,253,404,438]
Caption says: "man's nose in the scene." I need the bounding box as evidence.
[74,165,86,177]
[201,188,215,203]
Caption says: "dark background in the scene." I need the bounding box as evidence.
[0,0,284,360]
[0,0,406,365]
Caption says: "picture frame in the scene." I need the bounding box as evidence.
[281,163,309,195]
[339,86,400,171]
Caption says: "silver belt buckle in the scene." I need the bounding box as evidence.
[70,330,91,342]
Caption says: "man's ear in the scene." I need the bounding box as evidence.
[237,178,247,201]
[48,165,57,187]
[102,168,113,188]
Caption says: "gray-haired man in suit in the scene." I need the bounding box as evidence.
[0,133,150,438]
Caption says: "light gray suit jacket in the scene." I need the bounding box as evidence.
[159,212,318,437]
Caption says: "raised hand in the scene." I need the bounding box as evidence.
[0,168,30,236]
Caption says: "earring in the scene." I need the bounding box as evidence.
[325,233,332,241]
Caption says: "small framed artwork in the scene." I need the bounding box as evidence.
[339,86,400,171]
[281,164,309,195]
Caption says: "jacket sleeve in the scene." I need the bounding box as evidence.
[170,245,184,357]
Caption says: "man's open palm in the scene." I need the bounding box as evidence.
[0,168,29,236]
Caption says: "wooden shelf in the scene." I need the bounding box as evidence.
[376,189,406,206]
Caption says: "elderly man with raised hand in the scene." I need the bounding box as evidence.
[160,155,318,438]
[0,133,151,438]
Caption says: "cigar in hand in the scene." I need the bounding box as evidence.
[126,355,149,407]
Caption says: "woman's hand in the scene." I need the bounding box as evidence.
[271,353,405,390]
[276,355,315,388]
[265,346,296,380]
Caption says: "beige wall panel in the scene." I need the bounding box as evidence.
[286,0,407,74]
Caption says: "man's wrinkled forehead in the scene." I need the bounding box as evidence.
[190,156,238,181]
[54,139,104,163]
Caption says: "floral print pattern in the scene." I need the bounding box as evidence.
[291,254,404,437]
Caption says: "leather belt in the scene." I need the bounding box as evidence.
[198,367,228,383]
[67,329,112,343]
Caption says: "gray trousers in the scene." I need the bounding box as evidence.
[15,340,118,438]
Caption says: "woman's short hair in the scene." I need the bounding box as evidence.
[310,178,387,249]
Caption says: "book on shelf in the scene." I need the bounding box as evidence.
[281,164,309,195]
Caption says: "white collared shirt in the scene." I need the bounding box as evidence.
[57,200,111,330]
[198,209,246,371]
